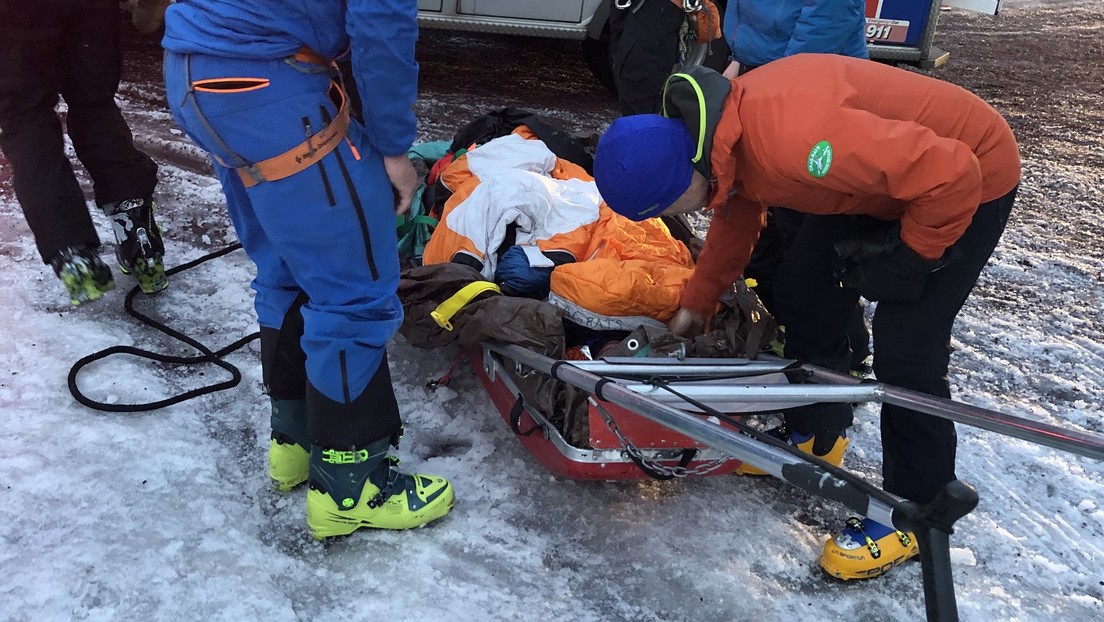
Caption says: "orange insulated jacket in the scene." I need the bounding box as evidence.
[681,54,1021,316]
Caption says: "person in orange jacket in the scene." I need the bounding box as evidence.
[592,54,1020,580]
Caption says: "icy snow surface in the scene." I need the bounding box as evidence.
[1,3,1102,621]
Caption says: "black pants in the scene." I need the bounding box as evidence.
[745,207,872,369]
[773,188,1017,504]
[608,0,685,116]
[261,295,402,449]
[0,0,157,264]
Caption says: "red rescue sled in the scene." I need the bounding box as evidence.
[467,344,782,480]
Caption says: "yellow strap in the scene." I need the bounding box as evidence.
[430,281,502,331]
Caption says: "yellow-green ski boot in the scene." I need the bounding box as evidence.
[306,439,454,539]
[269,398,310,491]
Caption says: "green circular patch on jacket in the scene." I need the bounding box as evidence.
[807,140,833,178]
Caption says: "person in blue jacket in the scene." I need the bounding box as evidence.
[162,0,454,539]
[722,0,869,76]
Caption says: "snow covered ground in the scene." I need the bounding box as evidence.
[1,3,1102,621]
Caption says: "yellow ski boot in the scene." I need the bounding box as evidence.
[819,517,919,580]
[306,440,454,539]
[736,426,849,475]
[268,398,310,491]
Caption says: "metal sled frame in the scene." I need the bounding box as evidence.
[472,345,752,480]
[477,341,1104,622]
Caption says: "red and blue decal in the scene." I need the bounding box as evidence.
[866,0,935,47]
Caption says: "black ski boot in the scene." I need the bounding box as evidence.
[101,196,168,294]
[48,246,116,306]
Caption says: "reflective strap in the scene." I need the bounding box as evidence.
[430,282,502,331]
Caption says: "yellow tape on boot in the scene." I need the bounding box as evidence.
[430,281,502,331]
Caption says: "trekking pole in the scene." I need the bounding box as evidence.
[801,366,1104,462]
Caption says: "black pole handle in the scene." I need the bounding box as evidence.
[898,480,980,622]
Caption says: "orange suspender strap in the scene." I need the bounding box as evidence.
[219,47,350,188]
[291,46,331,67]
[226,82,350,188]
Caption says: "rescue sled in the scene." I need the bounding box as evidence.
[469,344,796,480]
[463,340,1104,622]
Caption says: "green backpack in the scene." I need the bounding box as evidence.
[396,141,450,267]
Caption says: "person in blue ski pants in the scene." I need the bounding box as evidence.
[162,0,453,539]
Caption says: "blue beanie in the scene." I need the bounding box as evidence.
[593,114,695,221]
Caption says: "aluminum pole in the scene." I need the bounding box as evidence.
[805,366,1104,462]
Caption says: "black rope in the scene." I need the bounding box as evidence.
[67,243,259,412]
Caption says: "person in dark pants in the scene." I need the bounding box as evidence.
[608,0,688,116]
[722,0,872,374]
[591,56,1021,580]
[0,0,167,305]
[774,198,1014,508]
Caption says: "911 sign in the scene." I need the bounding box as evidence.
[865,0,932,47]
[865,18,910,43]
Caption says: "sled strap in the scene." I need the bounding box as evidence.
[431,281,502,331]
[508,394,541,436]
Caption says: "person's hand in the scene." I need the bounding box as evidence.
[132,0,169,33]
[834,225,960,303]
[722,60,741,79]
[383,154,418,215]
[668,308,706,338]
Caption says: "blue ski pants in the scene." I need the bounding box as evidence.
[164,52,403,440]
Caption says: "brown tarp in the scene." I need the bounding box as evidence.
[398,263,777,448]
[399,263,592,444]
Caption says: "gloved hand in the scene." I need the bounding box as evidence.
[668,307,706,338]
[833,225,960,303]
